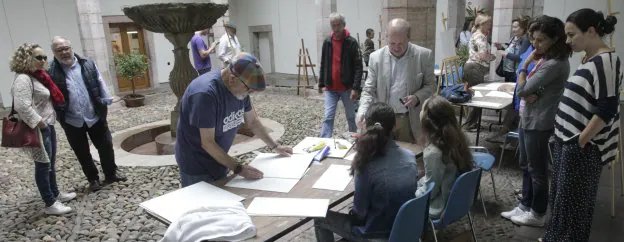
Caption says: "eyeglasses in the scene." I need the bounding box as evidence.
[35,55,47,61]
[233,74,251,92]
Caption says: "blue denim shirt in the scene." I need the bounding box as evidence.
[351,140,418,238]
[61,57,112,128]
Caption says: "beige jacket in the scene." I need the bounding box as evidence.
[357,43,435,139]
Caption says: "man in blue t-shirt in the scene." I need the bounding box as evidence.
[176,52,293,187]
[191,29,218,75]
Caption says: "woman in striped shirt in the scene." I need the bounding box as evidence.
[542,9,621,242]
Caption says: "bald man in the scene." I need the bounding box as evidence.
[48,36,126,192]
[357,18,435,143]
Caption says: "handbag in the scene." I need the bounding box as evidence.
[495,57,505,77]
[1,80,40,148]
[441,84,472,104]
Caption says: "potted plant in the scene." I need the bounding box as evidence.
[114,52,149,107]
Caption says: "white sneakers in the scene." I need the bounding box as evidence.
[501,206,525,220]
[44,201,72,215]
[511,212,545,227]
[501,206,545,227]
[44,192,77,215]
[57,192,77,202]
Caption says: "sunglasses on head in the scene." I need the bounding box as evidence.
[35,55,47,61]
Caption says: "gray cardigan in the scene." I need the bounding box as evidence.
[516,58,570,131]
[415,145,457,218]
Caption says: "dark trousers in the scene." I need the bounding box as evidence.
[314,211,370,242]
[518,129,552,214]
[61,120,117,181]
[197,68,211,75]
[544,138,602,242]
[35,125,59,207]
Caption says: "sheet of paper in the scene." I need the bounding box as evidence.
[225,177,299,193]
[246,197,329,217]
[470,100,502,108]
[313,164,352,191]
[292,137,353,158]
[247,153,314,179]
[472,82,507,91]
[473,91,484,98]
[140,182,245,223]
[486,91,513,98]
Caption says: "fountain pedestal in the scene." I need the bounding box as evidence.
[123,3,229,137]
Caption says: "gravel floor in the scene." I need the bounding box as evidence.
[0,87,524,241]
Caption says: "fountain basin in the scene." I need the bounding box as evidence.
[89,119,285,167]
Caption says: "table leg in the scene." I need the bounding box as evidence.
[476,110,483,145]
[459,106,464,125]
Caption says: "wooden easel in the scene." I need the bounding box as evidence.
[296,39,317,97]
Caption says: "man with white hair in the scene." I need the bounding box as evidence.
[357,18,435,143]
[48,36,126,192]
[318,12,363,138]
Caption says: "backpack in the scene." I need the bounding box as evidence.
[441,84,472,104]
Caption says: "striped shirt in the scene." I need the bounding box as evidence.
[554,52,622,164]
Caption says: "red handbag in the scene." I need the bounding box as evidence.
[1,99,41,148]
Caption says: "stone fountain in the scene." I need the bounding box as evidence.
[123,3,229,137]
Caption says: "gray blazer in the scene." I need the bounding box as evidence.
[357,43,435,137]
[516,58,570,130]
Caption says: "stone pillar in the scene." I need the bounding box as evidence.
[315,0,332,67]
[381,0,437,51]
[75,0,114,96]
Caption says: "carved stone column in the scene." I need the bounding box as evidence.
[164,32,197,136]
[123,3,229,137]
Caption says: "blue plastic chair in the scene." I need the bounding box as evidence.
[388,182,436,242]
[430,169,482,242]
[498,130,520,169]
[470,146,497,217]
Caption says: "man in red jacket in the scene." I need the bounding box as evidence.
[319,12,363,138]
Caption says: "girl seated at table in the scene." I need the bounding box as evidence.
[416,96,473,218]
[313,102,418,241]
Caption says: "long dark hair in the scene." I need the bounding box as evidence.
[420,96,472,173]
[351,102,395,175]
[566,8,618,37]
[529,15,572,60]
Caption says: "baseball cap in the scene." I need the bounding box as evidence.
[229,52,266,91]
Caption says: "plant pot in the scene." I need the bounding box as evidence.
[123,94,146,108]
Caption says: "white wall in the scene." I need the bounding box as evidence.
[336,0,382,47]
[229,0,317,74]
[544,0,624,77]
[0,0,83,108]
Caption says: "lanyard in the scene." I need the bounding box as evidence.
[527,59,545,78]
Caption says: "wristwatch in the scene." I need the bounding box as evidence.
[234,164,243,174]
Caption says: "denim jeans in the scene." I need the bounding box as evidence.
[321,90,357,138]
[35,125,59,207]
[518,128,552,215]
[179,170,227,188]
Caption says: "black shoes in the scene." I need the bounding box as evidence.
[89,180,102,191]
[89,171,127,192]
[104,171,127,184]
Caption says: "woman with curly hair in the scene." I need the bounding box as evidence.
[9,43,75,215]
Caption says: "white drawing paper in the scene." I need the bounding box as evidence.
[485,91,514,98]
[140,182,245,224]
[246,197,329,217]
[225,177,299,193]
[247,153,314,179]
[473,91,484,98]
[312,164,353,191]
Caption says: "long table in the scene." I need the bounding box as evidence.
[144,142,423,241]
[456,82,515,145]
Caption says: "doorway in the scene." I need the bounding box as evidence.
[249,25,275,74]
[109,23,151,92]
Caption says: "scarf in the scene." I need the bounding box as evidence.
[31,70,65,106]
